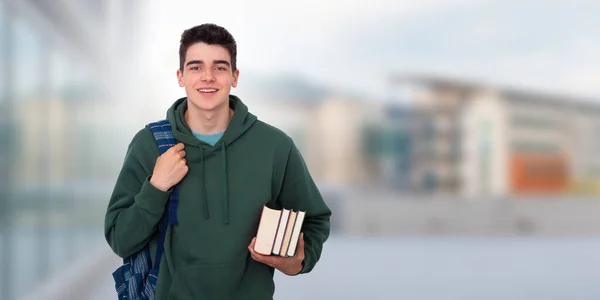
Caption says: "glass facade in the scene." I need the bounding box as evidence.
[0,4,13,299]
[0,2,128,299]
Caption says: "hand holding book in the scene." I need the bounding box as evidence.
[248,233,304,276]
[249,205,307,276]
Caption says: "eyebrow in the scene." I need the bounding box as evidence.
[185,60,231,67]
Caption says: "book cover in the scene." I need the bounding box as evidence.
[272,209,291,255]
[254,205,305,256]
[254,206,282,255]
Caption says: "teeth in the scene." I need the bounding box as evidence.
[198,89,217,93]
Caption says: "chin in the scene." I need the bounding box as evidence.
[188,96,228,112]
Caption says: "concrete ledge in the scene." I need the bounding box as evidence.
[332,194,600,236]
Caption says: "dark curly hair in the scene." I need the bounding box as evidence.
[179,23,237,72]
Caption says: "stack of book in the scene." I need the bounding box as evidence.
[254,205,306,256]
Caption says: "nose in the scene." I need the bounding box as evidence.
[200,68,215,82]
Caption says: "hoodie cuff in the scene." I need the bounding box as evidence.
[299,251,313,275]
[135,176,172,213]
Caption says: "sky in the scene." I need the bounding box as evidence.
[134,0,600,102]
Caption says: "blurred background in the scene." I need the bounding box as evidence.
[1,0,600,299]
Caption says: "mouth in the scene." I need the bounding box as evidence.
[196,88,219,94]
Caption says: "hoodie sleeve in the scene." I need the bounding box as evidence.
[104,128,172,258]
[277,143,332,274]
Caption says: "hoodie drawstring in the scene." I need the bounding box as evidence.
[200,147,209,219]
[221,142,230,225]
[198,143,229,224]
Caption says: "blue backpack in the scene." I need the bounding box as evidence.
[112,120,180,299]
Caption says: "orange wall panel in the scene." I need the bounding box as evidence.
[510,154,569,194]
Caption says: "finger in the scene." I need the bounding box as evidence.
[250,251,265,262]
[249,247,273,263]
[253,251,277,265]
[248,237,256,251]
[248,238,266,257]
[251,253,275,268]
[247,237,280,265]
[179,158,186,165]
[171,143,185,152]
[249,250,271,264]
[250,253,262,263]
[179,150,186,158]
[295,233,305,257]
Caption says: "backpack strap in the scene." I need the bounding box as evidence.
[147,119,180,225]
[146,119,180,272]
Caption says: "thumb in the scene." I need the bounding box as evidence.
[297,233,305,254]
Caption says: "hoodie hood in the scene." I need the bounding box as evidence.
[167,94,257,148]
[166,95,257,224]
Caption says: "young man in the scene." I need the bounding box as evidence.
[104,24,331,299]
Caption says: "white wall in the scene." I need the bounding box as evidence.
[505,99,568,154]
[566,109,600,183]
[305,97,372,185]
[461,90,509,198]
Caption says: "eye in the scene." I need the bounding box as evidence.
[190,66,200,71]
[215,66,227,71]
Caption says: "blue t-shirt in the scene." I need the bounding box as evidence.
[192,131,224,146]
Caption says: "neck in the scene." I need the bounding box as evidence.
[185,101,232,135]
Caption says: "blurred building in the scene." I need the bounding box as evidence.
[463,88,600,197]
[391,76,600,198]
[305,96,373,186]
[407,81,468,195]
[359,103,414,190]
[292,74,600,198]
[302,80,466,195]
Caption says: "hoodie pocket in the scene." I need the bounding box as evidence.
[169,260,246,300]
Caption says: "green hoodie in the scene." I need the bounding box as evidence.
[105,95,332,300]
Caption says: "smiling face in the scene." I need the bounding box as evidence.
[177,42,239,112]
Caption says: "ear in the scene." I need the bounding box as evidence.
[176,69,184,87]
[232,69,240,88]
